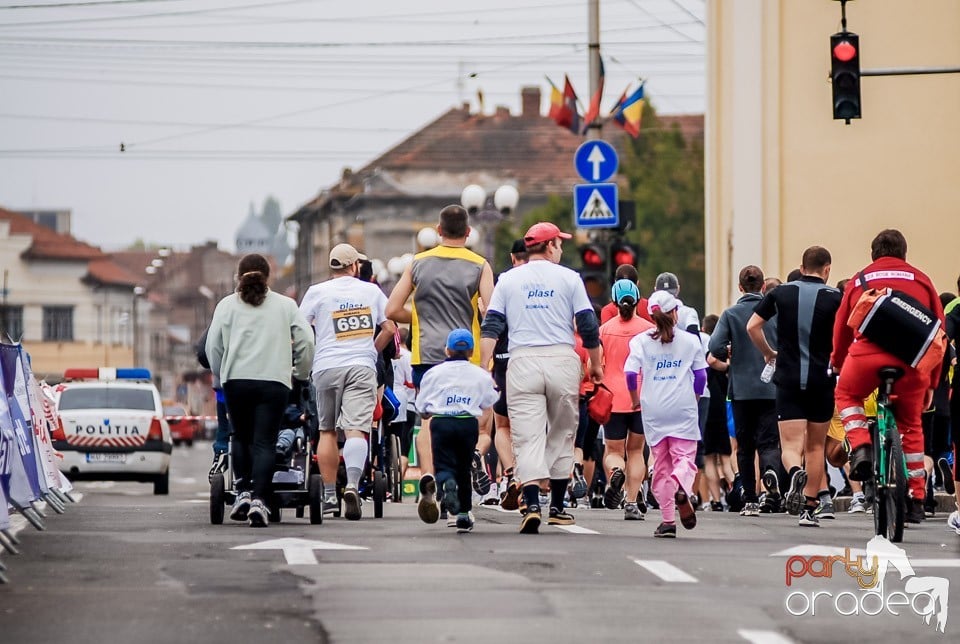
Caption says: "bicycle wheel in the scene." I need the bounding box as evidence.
[884,429,907,543]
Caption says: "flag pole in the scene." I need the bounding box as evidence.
[587,0,601,141]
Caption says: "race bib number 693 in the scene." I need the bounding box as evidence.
[331,307,374,340]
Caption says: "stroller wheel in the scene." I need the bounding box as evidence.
[308,474,324,525]
[210,473,225,525]
[373,471,386,519]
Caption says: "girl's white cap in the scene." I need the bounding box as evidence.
[647,290,679,316]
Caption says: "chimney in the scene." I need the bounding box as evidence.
[495,105,510,118]
[521,86,541,118]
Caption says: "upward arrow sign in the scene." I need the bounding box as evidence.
[232,537,368,565]
[587,145,606,181]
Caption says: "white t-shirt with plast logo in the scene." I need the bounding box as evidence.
[299,276,387,374]
[623,328,707,446]
[486,259,593,351]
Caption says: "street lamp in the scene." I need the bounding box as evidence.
[460,183,519,265]
[132,286,145,367]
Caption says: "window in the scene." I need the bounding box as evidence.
[0,305,23,341]
[43,306,74,341]
[58,386,156,411]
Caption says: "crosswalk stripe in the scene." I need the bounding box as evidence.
[555,525,599,535]
[737,629,794,644]
[633,559,698,583]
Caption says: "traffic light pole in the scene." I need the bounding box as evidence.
[861,67,960,77]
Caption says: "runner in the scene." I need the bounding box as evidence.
[832,229,946,524]
[707,266,781,516]
[386,205,494,524]
[299,243,398,521]
[600,264,652,324]
[490,239,528,510]
[415,329,499,533]
[701,314,736,511]
[654,272,700,333]
[600,279,655,519]
[747,247,841,527]
[624,290,708,538]
[479,222,602,534]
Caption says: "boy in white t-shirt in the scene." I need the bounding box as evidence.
[624,290,708,538]
[416,329,499,533]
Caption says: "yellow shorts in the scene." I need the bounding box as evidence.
[828,392,878,443]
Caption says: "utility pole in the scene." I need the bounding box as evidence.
[587,0,601,141]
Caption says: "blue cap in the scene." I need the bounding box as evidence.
[446,328,474,352]
[611,279,640,304]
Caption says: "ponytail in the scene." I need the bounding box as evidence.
[650,308,676,344]
[617,299,636,321]
[236,253,270,307]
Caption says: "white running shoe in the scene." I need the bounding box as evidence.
[947,510,960,535]
[847,494,866,514]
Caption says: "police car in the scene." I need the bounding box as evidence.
[51,368,172,495]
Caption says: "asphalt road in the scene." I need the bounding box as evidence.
[2,442,959,644]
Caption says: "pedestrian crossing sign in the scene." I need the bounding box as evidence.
[574,182,619,228]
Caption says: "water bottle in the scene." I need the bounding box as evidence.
[760,359,776,384]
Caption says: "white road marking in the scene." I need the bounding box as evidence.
[492,505,519,514]
[178,499,208,504]
[555,525,599,535]
[909,559,960,568]
[770,545,866,558]
[633,559,698,583]
[174,477,197,485]
[737,629,794,644]
[233,537,368,565]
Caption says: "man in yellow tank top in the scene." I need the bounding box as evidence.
[386,205,494,524]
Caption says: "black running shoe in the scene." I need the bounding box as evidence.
[653,522,677,538]
[604,468,626,510]
[471,451,491,496]
[547,507,575,526]
[571,463,588,499]
[442,478,460,517]
[938,457,956,496]
[520,505,541,534]
[456,513,474,533]
[784,469,808,516]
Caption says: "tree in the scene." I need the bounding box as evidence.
[620,101,705,314]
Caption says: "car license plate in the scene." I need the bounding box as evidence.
[86,453,127,464]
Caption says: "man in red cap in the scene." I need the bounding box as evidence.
[479,222,603,534]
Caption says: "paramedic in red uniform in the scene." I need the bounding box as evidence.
[831,229,945,520]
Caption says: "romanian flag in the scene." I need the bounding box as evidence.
[547,76,568,126]
[581,58,605,134]
[610,83,645,138]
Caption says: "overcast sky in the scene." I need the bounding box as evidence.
[0,0,705,253]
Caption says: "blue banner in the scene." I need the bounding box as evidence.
[0,344,42,503]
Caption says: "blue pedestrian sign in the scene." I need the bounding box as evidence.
[574,183,619,228]
[574,140,618,183]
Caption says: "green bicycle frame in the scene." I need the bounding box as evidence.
[875,403,908,485]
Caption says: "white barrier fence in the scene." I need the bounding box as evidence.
[0,343,78,584]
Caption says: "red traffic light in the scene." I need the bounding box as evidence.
[833,40,856,62]
[580,244,605,269]
[613,248,636,267]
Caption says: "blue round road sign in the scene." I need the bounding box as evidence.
[574,140,618,183]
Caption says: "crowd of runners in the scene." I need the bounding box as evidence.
[204,206,960,539]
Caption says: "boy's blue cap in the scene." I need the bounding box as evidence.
[446,328,474,351]
[611,279,640,304]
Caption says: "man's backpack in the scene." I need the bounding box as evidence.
[846,272,947,373]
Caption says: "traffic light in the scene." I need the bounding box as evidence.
[831,32,861,123]
[578,243,607,303]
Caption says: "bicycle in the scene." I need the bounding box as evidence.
[862,367,908,542]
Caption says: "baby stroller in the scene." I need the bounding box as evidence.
[209,380,325,525]
[330,386,404,518]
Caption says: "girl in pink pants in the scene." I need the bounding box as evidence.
[624,290,708,538]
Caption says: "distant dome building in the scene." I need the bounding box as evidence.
[235,212,272,255]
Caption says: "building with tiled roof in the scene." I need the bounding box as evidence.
[0,207,140,378]
[289,86,702,295]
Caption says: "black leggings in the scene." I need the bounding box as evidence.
[731,399,783,502]
[430,416,479,513]
[223,379,290,501]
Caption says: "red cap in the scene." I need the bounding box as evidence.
[524,222,572,248]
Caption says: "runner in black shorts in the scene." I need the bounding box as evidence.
[748,246,841,526]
